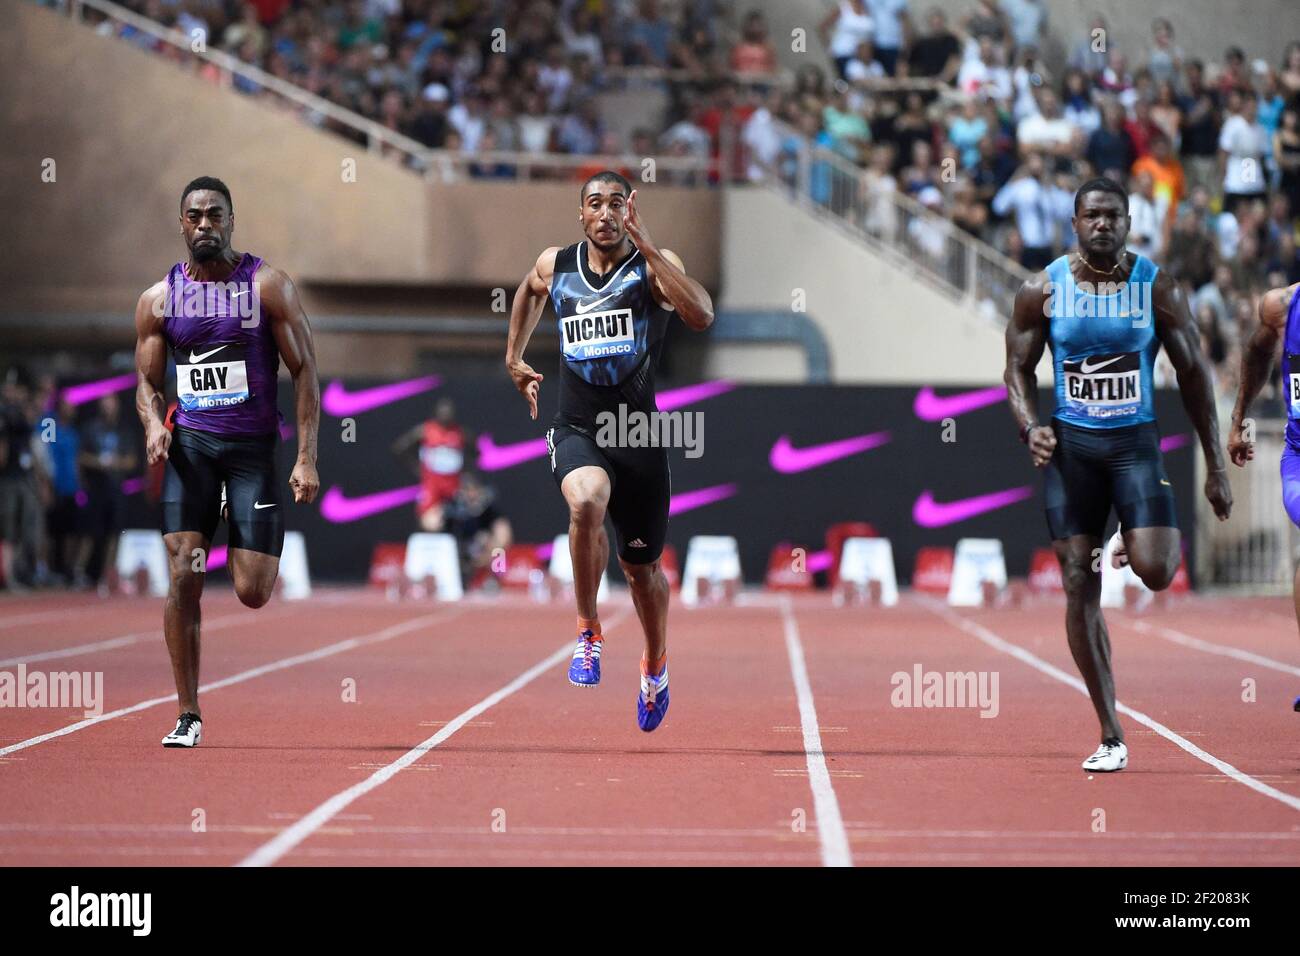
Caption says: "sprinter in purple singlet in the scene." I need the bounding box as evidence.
[1228,279,1300,711]
[134,177,321,748]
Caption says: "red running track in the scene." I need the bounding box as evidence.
[1,588,1298,866]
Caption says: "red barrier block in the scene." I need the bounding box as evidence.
[912,546,954,594]
[660,543,681,593]
[368,543,407,591]
[1027,547,1063,592]
[765,543,814,591]
[496,544,545,590]
[824,521,878,587]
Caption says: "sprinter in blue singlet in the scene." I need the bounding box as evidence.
[1005,177,1232,773]
[1228,279,1300,712]
[505,171,715,732]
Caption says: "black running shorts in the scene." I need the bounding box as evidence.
[546,424,670,564]
[162,425,285,556]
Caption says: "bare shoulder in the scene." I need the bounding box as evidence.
[135,280,169,333]
[1260,282,1300,329]
[534,246,561,280]
[1012,269,1052,320]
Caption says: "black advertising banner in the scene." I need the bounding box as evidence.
[119,377,1198,584]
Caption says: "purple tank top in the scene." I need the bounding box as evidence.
[163,253,280,437]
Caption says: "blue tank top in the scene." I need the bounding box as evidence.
[1279,287,1300,449]
[1046,253,1160,429]
[163,253,281,437]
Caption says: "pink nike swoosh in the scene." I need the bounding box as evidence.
[913,386,1007,421]
[669,483,738,516]
[321,376,441,416]
[319,484,420,522]
[478,379,735,472]
[912,487,1034,528]
[61,373,136,407]
[1159,433,1189,452]
[656,379,735,411]
[206,545,229,571]
[807,549,834,573]
[477,435,549,471]
[769,431,892,473]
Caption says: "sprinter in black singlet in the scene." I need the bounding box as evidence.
[505,171,714,732]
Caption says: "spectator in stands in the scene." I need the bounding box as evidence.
[442,471,512,589]
[0,371,44,591]
[957,36,1012,102]
[1179,60,1222,196]
[45,395,89,589]
[1128,170,1168,259]
[947,96,988,170]
[730,11,778,74]
[1145,17,1182,87]
[1220,91,1270,215]
[1016,88,1079,159]
[992,152,1054,269]
[557,98,603,155]
[864,0,911,77]
[1132,133,1186,220]
[822,83,872,162]
[861,142,899,238]
[820,0,875,80]
[1069,14,1110,78]
[1164,207,1217,290]
[80,393,136,590]
[903,7,960,84]
[1000,0,1047,55]
[1194,263,1236,333]
[1061,68,1101,137]
[845,39,887,86]
[1276,107,1300,222]
[1218,46,1250,95]
[1282,42,1300,100]
[626,0,674,67]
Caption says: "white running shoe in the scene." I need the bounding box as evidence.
[1081,739,1127,772]
[162,712,202,748]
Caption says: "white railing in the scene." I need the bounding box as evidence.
[1197,416,1296,593]
[756,119,1031,323]
[57,0,714,184]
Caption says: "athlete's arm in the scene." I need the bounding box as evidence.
[261,266,321,504]
[134,283,172,465]
[505,247,558,421]
[1004,273,1057,467]
[624,190,714,331]
[1153,270,1232,520]
[1228,283,1296,466]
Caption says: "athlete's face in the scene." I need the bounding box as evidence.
[180,190,233,262]
[1072,191,1129,258]
[579,184,627,251]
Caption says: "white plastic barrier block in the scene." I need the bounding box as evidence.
[682,535,742,607]
[547,534,609,601]
[1101,533,1149,608]
[837,537,899,606]
[947,538,1007,606]
[116,529,168,597]
[278,531,312,601]
[404,532,464,601]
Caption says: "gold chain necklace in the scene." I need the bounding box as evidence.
[1078,251,1122,277]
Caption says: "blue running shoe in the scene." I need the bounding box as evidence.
[568,629,603,687]
[637,659,669,732]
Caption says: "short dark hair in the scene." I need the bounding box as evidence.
[1074,177,1128,214]
[580,170,631,202]
[180,176,233,214]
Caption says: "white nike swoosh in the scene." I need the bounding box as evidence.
[189,346,226,364]
[1079,355,1126,374]
[253,502,276,509]
[574,292,619,314]
[230,289,250,299]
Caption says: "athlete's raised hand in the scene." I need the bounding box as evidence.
[144,422,172,465]
[1026,425,1057,467]
[290,458,319,504]
[507,359,544,420]
[1204,468,1233,521]
[1226,420,1254,467]
[623,189,655,256]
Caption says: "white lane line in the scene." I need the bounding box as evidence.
[0,608,465,758]
[778,596,852,867]
[923,599,1300,813]
[0,605,297,667]
[236,607,633,868]
[1121,617,1300,678]
[0,604,112,631]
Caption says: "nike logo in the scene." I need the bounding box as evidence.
[769,431,891,473]
[319,484,420,522]
[912,487,1034,528]
[321,376,441,416]
[1079,355,1125,374]
[189,346,226,364]
[477,379,735,471]
[668,483,738,516]
[230,289,250,299]
[913,386,1007,421]
[60,373,136,407]
[574,291,619,314]
[253,501,275,509]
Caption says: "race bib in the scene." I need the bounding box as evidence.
[1289,373,1300,417]
[175,343,249,410]
[560,308,636,361]
[1063,352,1141,419]
[421,444,464,474]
